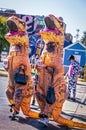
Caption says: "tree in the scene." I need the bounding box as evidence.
[81,31,86,47]
[0,16,10,57]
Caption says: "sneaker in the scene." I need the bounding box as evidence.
[68,96,71,100]
[38,118,49,127]
[71,98,76,102]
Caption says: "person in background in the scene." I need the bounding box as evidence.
[30,55,36,66]
[65,55,80,101]
[30,55,38,105]
[31,64,38,105]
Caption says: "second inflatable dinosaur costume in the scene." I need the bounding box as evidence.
[36,14,86,129]
[5,16,39,119]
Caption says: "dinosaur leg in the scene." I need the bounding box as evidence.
[10,85,40,119]
[6,86,14,105]
[6,85,19,113]
[21,96,39,119]
[13,88,23,114]
[52,101,86,129]
[36,88,46,113]
[35,68,52,115]
[36,98,46,113]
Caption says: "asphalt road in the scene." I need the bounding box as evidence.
[0,76,86,130]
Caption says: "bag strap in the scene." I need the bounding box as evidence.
[18,66,26,75]
[51,68,54,86]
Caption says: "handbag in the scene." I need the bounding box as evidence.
[46,86,56,104]
[46,68,56,104]
[14,66,28,85]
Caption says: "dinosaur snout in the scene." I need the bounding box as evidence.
[6,20,18,32]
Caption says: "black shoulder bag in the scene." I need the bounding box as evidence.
[14,66,28,85]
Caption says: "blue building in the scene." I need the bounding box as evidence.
[63,42,86,74]
[64,40,72,48]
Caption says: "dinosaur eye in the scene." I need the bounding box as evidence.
[19,21,25,26]
[22,22,25,26]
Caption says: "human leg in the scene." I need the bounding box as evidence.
[72,82,76,101]
[68,80,72,98]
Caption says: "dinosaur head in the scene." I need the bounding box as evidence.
[44,15,64,35]
[44,16,56,30]
[40,14,64,46]
[6,16,26,35]
[5,16,29,46]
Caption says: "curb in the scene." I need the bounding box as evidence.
[78,78,86,82]
[65,77,86,83]
[0,70,8,77]
[0,71,86,85]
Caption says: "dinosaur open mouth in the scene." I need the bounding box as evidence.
[6,20,18,33]
[46,43,55,52]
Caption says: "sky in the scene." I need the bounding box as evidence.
[0,0,86,42]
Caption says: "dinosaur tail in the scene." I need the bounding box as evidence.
[53,115,86,129]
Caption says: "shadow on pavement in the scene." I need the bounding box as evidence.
[67,98,86,105]
[14,116,69,130]
[9,115,84,130]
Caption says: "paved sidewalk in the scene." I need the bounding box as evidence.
[62,82,86,123]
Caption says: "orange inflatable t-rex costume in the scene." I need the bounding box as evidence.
[5,16,39,119]
[36,14,86,129]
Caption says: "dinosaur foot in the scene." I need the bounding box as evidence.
[9,104,19,121]
[9,104,15,113]
[9,114,19,121]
